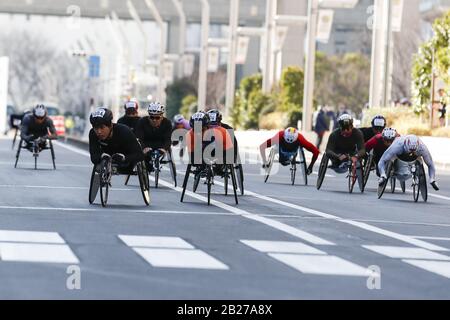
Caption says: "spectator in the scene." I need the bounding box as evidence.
[438,89,447,127]
[313,106,329,149]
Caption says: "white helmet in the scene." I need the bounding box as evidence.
[147,102,165,115]
[284,127,299,144]
[381,127,397,142]
[173,114,184,124]
[33,104,47,118]
[403,135,420,153]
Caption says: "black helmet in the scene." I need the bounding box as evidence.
[371,115,386,131]
[206,109,222,125]
[90,107,113,128]
[338,114,353,130]
[189,111,210,129]
[33,104,47,118]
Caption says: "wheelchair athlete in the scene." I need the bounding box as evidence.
[186,111,234,174]
[378,135,439,191]
[89,107,144,175]
[117,99,141,132]
[325,114,365,174]
[20,104,58,152]
[259,127,319,175]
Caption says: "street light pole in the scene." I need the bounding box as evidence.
[171,0,187,79]
[262,0,277,93]
[198,0,210,110]
[302,0,319,132]
[225,0,239,118]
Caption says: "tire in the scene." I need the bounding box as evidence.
[154,159,159,188]
[207,167,212,206]
[14,141,22,168]
[224,166,229,195]
[236,164,244,196]
[316,155,329,190]
[89,167,100,204]
[390,177,396,193]
[34,154,37,170]
[170,161,177,187]
[363,154,373,188]
[100,180,109,208]
[180,165,191,203]
[230,165,239,205]
[50,140,56,170]
[418,163,428,202]
[357,163,364,193]
[137,162,150,206]
[290,163,296,186]
[264,148,275,183]
[348,163,356,194]
[193,171,201,192]
[377,162,393,199]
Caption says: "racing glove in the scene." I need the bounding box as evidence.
[430,180,440,191]
[378,174,387,186]
[112,153,126,163]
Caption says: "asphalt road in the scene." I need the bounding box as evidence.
[0,136,449,299]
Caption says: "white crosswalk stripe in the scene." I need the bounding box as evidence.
[0,230,79,264]
[119,235,229,270]
[241,240,370,277]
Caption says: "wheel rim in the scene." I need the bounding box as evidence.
[317,156,328,190]
[89,168,100,204]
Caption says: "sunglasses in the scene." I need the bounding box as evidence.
[150,116,162,120]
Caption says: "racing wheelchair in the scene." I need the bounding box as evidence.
[377,159,427,202]
[362,151,406,193]
[89,154,151,207]
[180,157,239,206]
[317,153,364,193]
[264,147,308,186]
[14,136,56,170]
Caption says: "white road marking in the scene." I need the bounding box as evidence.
[133,248,229,270]
[54,141,90,157]
[240,240,326,255]
[362,246,450,261]
[402,260,450,279]
[269,254,370,276]
[0,230,65,244]
[240,189,448,252]
[0,243,79,264]
[410,236,450,241]
[0,184,141,191]
[119,235,195,249]
[0,162,90,168]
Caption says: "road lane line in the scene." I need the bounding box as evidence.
[410,236,450,241]
[402,260,450,279]
[240,240,326,255]
[0,230,65,244]
[119,235,195,249]
[362,246,450,261]
[0,243,79,264]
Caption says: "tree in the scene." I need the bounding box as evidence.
[165,78,197,120]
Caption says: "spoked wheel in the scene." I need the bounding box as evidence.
[180,165,192,203]
[264,148,276,183]
[235,164,244,195]
[348,162,357,194]
[418,162,428,202]
[137,162,150,206]
[356,162,364,193]
[316,155,329,190]
[412,176,420,202]
[298,148,308,186]
[363,153,373,188]
[99,162,111,207]
[390,177,396,193]
[290,162,296,186]
[88,166,100,204]
[378,162,393,199]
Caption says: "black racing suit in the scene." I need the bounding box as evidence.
[326,128,366,171]
[20,114,57,150]
[89,123,144,174]
[220,122,239,163]
[117,116,141,133]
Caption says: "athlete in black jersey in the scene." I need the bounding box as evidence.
[117,100,140,132]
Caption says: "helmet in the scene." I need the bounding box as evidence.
[189,111,210,129]
[403,135,420,153]
[147,102,165,115]
[207,109,222,125]
[90,107,113,128]
[371,115,386,131]
[283,127,299,144]
[124,100,139,111]
[33,104,47,118]
[381,127,397,142]
[173,114,185,124]
[338,114,353,130]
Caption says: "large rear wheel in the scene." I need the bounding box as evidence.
[264,149,276,183]
[316,155,329,190]
[418,163,428,202]
[137,162,150,206]
[88,167,100,204]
